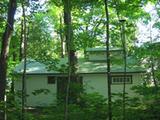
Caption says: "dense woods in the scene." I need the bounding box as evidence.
[0,0,160,120]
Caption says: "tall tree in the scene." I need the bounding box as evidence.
[0,0,17,119]
[63,0,71,119]
[120,19,127,120]
[21,0,27,120]
[63,0,77,119]
[104,0,112,120]
[149,23,158,92]
[19,18,24,61]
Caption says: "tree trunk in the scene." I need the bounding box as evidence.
[0,0,16,119]
[63,0,71,119]
[151,58,158,91]
[104,0,112,120]
[19,19,24,61]
[21,1,28,120]
[63,0,77,120]
[120,19,127,120]
[59,14,65,58]
[11,44,16,94]
[149,26,158,93]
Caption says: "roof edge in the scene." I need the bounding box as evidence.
[13,70,146,75]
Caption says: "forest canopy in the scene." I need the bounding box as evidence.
[0,0,160,120]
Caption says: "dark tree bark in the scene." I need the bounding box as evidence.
[11,43,17,94]
[21,1,28,120]
[120,19,127,120]
[104,0,112,120]
[0,0,17,119]
[19,19,24,61]
[63,0,77,120]
[63,0,72,119]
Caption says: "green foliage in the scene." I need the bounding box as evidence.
[0,0,8,43]
[38,93,107,120]
[135,42,160,88]
[6,87,160,120]
[153,21,160,29]
[111,86,160,120]
[5,92,108,120]
[2,0,160,120]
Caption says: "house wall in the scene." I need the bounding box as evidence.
[88,51,123,61]
[82,73,143,99]
[88,52,106,61]
[15,75,57,106]
[14,73,143,106]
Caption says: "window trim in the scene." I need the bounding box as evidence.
[111,75,132,85]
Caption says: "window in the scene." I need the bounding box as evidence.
[47,76,83,85]
[48,76,56,84]
[111,75,132,84]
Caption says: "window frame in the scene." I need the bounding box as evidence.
[47,76,56,84]
[111,75,132,85]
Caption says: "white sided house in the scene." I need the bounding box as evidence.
[14,47,145,106]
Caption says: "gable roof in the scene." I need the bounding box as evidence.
[78,60,145,73]
[57,57,146,74]
[14,57,146,75]
[14,59,59,74]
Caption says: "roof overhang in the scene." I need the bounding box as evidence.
[13,70,146,76]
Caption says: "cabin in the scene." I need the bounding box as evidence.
[14,47,145,106]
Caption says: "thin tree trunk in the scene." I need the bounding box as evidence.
[151,58,158,90]
[113,3,127,119]
[21,1,27,120]
[149,24,158,92]
[63,0,77,119]
[63,0,71,119]
[19,19,24,61]
[104,0,112,120]
[0,0,17,119]
[120,19,126,120]
[59,14,65,58]
[11,44,16,94]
